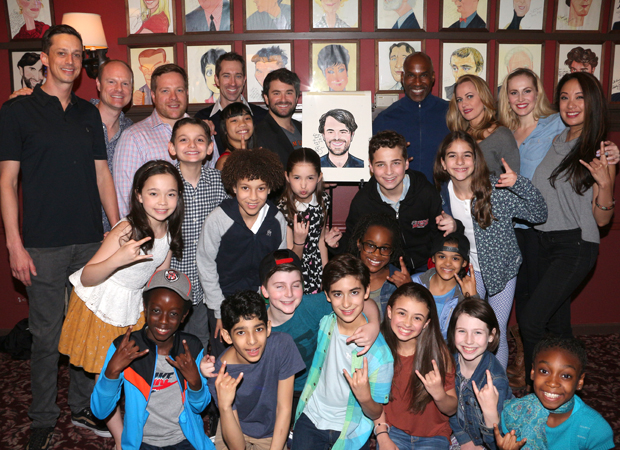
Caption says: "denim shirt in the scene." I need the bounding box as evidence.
[411,268,469,340]
[450,351,512,449]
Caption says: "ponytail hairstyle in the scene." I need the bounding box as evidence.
[281,147,327,227]
[550,72,607,195]
[220,102,256,152]
[126,160,184,260]
[381,283,453,414]
[434,131,496,229]
[446,74,500,141]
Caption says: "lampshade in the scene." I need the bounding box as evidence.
[61,13,108,50]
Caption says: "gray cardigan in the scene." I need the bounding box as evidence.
[440,175,547,296]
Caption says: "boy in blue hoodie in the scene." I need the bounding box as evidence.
[91,269,213,450]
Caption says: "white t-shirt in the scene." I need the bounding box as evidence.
[448,181,480,271]
[304,326,356,430]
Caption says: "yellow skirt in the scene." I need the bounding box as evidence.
[58,290,145,374]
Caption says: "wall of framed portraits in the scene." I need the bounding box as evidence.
[3,0,620,118]
[1,0,620,330]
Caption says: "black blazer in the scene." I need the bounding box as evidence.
[254,113,302,167]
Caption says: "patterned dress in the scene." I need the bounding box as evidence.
[277,192,330,294]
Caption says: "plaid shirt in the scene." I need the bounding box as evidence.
[296,313,394,450]
[112,110,178,217]
[112,110,220,218]
[170,162,229,305]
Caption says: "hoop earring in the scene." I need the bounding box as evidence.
[19,6,23,13]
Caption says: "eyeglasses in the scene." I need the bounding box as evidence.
[361,241,393,256]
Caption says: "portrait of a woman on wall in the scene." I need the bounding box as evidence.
[311,42,358,92]
[497,0,545,31]
[139,0,171,33]
[312,0,359,30]
[318,44,349,91]
[7,0,53,40]
[127,0,174,34]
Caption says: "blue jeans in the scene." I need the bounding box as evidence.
[140,439,196,450]
[377,426,449,450]
[26,242,101,428]
[292,413,369,450]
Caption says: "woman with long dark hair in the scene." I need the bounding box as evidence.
[520,72,616,384]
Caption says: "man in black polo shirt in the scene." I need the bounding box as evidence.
[0,25,119,450]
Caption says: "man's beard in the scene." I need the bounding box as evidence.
[269,101,295,118]
[326,140,351,156]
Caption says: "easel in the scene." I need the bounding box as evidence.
[324,179,365,229]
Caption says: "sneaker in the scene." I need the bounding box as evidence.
[71,407,112,438]
[27,427,54,450]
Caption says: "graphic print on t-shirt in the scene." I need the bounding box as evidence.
[152,370,178,392]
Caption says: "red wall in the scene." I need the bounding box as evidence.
[0,0,618,329]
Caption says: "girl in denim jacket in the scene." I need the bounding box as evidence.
[447,298,512,450]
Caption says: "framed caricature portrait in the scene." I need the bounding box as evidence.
[375,0,424,30]
[9,50,45,92]
[611,0,620,31]
[5,0,54,40]
[496,0,546,31]
[441,0,488,30]
[310,41,358,92]
[440,41,488,101]
[183,0,233,32]
[186,44,232,104]
[244,42,293,103]
[244,0,292,31]
[496,42,543,88]
[311,0,360,30]
[126,0,175,35]
[556,43,603,83]
[375,40,423,93]
[553,0,603,32]
[302,91,372,182]
[611,45,620,102]
[128,46,176,107]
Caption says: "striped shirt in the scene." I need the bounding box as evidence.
[170,163,229,305]
[296,313,394,450]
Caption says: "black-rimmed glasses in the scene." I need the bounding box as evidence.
[361,241,393,256]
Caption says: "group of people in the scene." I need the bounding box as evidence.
[0,23,616,450]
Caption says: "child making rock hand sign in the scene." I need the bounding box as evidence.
[91,269,214,450]
[374,284,457,450]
